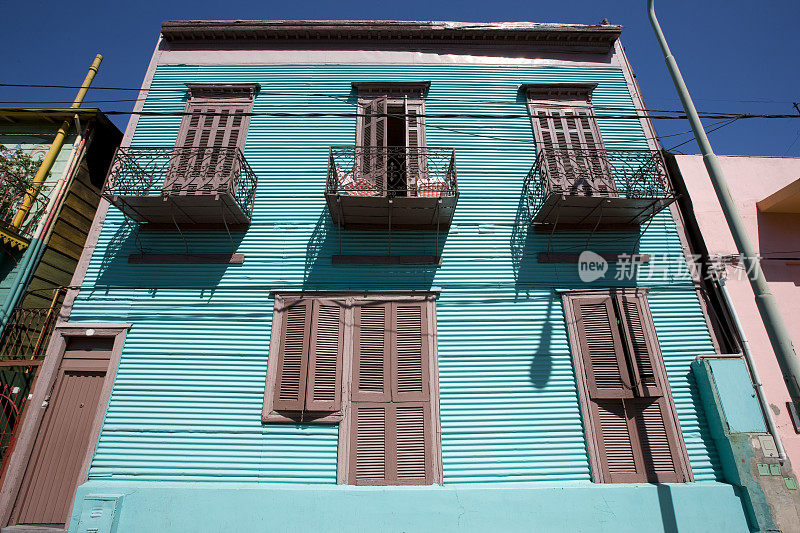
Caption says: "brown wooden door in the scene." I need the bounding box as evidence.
[10,339,111,527]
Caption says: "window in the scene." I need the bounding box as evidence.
[525,85,615,197]
[262,294,441,485]
[563,289,690,483]
[164,84,258,194]
[355,83,428,196]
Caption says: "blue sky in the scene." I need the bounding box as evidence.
[2,0,798,156]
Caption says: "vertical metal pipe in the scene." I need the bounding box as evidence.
[10,54,102,229]
[647,0,800,404]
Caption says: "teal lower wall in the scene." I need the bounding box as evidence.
[68,480,749,533]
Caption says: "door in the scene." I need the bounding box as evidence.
[9,337,112,527]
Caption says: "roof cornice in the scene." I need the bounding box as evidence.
[160,20,622,53]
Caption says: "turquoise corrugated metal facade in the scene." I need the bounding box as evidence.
[71,64,723,486]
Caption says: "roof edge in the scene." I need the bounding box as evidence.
[160,20,622,52]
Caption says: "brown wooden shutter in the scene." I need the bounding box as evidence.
[404,100,426,194]
[305,300,345,412]
[350,298,435,486]
[631,397,682,482]
[167,91,252,195]
[615,292,663,397]
[592,399,639,483]
[531,101,616,197]
[568,291,686,483]
[392,302,430,403]
[360,98,388,191]
[353,302,391,402]
[272,299,312,411]
[394,403,432,484]
[351,403,389,484]
[350,403,432,486]
[573,296,633,399]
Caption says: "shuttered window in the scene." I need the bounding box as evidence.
[564,290,689,483]
[349,301,434,485]
[165,85,256,194]
[527,87,616,197]
[356,86,427,196]
[266,298,345,420]
[263,294,441,485]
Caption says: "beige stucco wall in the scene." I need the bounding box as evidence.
[675,154,800,467]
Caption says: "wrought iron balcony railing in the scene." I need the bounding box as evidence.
[523,148,675,227]
[326,146,457,198]
[0,292,65,367]
[0,172,53,248]
[102,146,258,223]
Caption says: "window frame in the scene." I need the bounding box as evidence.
[562,288,693,483]
[262,292,443,485]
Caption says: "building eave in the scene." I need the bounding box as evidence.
[160,20,622,53]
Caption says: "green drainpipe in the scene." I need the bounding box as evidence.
[647,0,800,405]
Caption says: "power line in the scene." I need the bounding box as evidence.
[0,82,794,117]
[665,118,741,152]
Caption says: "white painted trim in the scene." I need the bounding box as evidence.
[156,48,622,68]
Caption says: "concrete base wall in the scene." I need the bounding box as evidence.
[68,480,750,533]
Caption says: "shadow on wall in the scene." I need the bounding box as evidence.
[529,294,555,390]
[302,209,448,291]
[93,221,245,289]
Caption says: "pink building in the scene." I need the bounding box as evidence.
[669,154,800,469]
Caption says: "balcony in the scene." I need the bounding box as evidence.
[0,168,54,251]
[325,146,458,230]
[524,148,676,231]
[102,146,257,228]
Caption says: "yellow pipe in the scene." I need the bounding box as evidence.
[10,54,103,230]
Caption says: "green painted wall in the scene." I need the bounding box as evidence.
[71,64,723,487]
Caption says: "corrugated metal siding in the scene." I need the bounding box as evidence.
[72,64,721,484]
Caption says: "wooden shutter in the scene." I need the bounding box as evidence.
[349,298,435,486]
[272,299,312,411]
[404,100,427,194]
[350,402,432,486]
[271,298,345,414]
[166,91,252,195]
[568,291,687,483]
[573,295,633,399]
[392,302,430,402]
[530,102,616,198]
[615,292,663,397]
[353,303,391,402]
[360,98,388,192]
[305,300,345,412]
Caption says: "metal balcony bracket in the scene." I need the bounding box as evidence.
[546,203,562,255]
[171,200,190,255]
[584,201,606,252]
[629,201,661,257]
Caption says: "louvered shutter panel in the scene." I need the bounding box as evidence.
[573,296,633,399]
[631,397,682,482]
[304,300,345,411]
[394,403,432,484]
[272,299,312,411]
[592,399,639,483]
[353,303,391,402]
[404,100,427,195]
[351,403,389,485]
[574,108,616,197]
[167,102,248,195]
[392,302,430,402]
[360,98,388,192]
[615,292,663,397]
